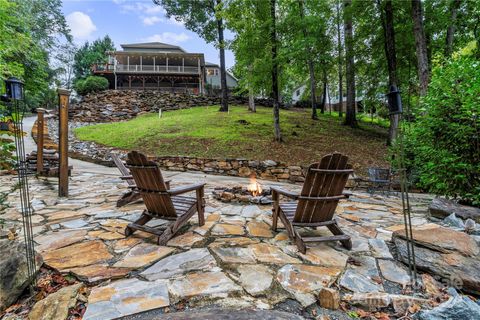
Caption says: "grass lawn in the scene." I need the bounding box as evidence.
[74,105,390,173]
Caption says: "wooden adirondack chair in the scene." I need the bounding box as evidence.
[124,151,205,245]
[271,152,353,253]
[112,153,170,207]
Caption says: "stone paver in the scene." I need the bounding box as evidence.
[84,278,170,320]
[169,271,241,300]
[236,265,273,296]
[141,248,217,281]
[113,244,175,269]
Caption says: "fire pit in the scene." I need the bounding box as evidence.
[212,177,273,205]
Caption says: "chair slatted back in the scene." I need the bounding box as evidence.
[111,153,135,186]
[126,151,176,218]
[294,153,352,223]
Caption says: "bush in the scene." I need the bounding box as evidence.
[75,76,109,95]
[402,55,480,206]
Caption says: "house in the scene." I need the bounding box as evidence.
[291,84,307,103]
[205,62,238,90]
[92,42,206,94]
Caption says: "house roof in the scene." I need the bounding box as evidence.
[205,61,219,67]
[120,42,186,53]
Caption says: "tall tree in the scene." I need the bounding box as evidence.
[411,0,429,96]
[298,0,318,120]
[343,0,357,127]
[271,0,282,142]
[378,0,400,145]
[73,36,115,80]
[155,0,229,112]
[336,0,344,118]
[445,0,461,56]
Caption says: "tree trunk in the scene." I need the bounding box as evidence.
[445,0,460,56]
[248,65,256,112]
[343,0,357,128]
[271,0,282,142]
[411,0,429,96]
[298,0,318,120]
[378,0,400,146]
[216,0,229,112]
[321,68,327,114]
[336,0,343,118]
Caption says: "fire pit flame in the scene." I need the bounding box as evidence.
[247,177,263,197]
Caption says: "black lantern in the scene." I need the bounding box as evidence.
[386,85,403,115]
[5,77,24,101]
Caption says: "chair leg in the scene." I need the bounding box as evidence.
[157,225,174,245]
[272,191,279,231]
[117,191,142,207]
[327,222,352,250]
[293,228,307,254]
[196,187,205,227]
[125,210,152,236]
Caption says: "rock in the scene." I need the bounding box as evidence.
[318,287,340,310]
[368,239,393,259]
[416,294,480,320]
[211,246,256,264]
[444,213,465,229]
[211,223,245,236]
[0,240,42,311]
[209,237,259,247]
[394,236,480,294]
[391,294,429,314]
[60,218,89,229]
[238,167,251,177]
[429,198,480,223]
[42,240,112,271]
[141,248,217,281]
[339,269,384,293]
[67,264,130,284]
[29,283,84,320]
[393,225,479,257]
[343,292,391,310]
[83,278,169,320]
[250,243,301,264]
[34,229,87,252]
[236,265,273,296]
[166,231,203,248]
[298,244,349,267]
[241,205,261,218]
[113,243,174,269]
[277,264,342,306]
[169,271,241,300]
[246,221,273,238]
[377,259,411,286]
[422,274,443,297]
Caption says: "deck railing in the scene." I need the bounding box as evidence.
[114,65,199,74]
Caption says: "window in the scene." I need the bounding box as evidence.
[207,68,219,76]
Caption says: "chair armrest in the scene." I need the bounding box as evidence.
[343,192,351,199]
[271,186,299,200]
[168,183,206,196]
[120,176,133,180]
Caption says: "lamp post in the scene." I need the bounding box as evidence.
[386,85,418,288]
[1,77,37,284]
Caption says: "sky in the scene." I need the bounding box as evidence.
[62,0,235,68]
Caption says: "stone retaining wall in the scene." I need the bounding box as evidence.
[69,90,278,123]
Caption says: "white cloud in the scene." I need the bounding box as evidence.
[143,16,163,26]
[120,2,165,15]
[145,32,190,44]
[66,11,96,40]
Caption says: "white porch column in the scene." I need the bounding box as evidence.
[140,56,142,71]
[114,74,117,90]
[153,56,156,71]
[127,56,130,71]
[166,56,169,72]
[182,58,185,72]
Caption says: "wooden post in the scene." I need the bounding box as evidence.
[36,108,45,174]
[57,89,70,197]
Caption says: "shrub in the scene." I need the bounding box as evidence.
[75,76,109,95]
[402,55,480,206]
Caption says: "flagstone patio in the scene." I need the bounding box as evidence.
[0,169,438,319]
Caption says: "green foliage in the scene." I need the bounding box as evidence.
[74,76,109,96]
[402,54,480,206]
[0,0,70,111]
[73,36,115,80]
[0,136,15,171]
